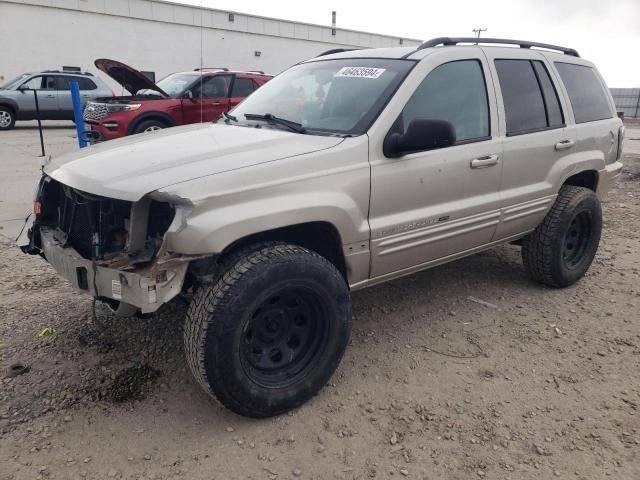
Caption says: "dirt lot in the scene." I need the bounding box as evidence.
[1,123,639,480]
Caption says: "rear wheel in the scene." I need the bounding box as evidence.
[0,107,16,130]
[522,185,602,287]
[184,243,351,417]
[133,119,166,134]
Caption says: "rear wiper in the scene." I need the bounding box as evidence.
[222,111,237,122]
[243,113,306,134]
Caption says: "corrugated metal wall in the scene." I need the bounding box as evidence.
[611,88,640,118]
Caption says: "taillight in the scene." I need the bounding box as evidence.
[617,125,625,161]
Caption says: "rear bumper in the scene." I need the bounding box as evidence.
[597,161,623,200]
[19,217,188,313]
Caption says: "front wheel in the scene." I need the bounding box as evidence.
[0,107,16,130]
[133,119,166,134]
[184,243,351,417]
[522,185,602,287]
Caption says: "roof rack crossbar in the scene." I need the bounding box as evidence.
[246,70,265,74]
[317,48,360,57]
[194,67,229,71]
[414,37,580,57]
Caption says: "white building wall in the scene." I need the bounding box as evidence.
[0,0,421,91]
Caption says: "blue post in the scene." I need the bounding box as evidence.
[70,81,88,148]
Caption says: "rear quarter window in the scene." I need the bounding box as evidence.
[554,63,612,123]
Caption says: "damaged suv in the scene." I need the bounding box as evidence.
[19,38,623,417]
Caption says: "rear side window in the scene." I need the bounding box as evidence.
[231,77,256,97]
[554,62,612,123]
[495,59,563,135]
[400,59,490,143]
[56,76,97,91]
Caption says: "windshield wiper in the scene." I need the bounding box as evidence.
[243,113,306,134]
[222,111,238,122]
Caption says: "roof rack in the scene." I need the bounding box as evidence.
[411,37,580,57]
[194,67,229,72]
[317,48,359,57]
[42,69,94,76]
[245,70,265,74]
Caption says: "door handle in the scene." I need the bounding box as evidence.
[210,102,223,106]
[46,94,56,98]
[470,154,499,169]
[555,139,575,151]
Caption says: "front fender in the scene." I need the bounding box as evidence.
[155,136,371,256]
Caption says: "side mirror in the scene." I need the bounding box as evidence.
[18,85,31,92]
[384,119,456,158]
[183,90,194,100]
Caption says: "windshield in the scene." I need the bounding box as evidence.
[156,73,199,97]
[230,58,415,135]
[1,74,30,90]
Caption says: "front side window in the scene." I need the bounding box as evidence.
[230,58,415,135]
[192,75,230,98]
[20,76,54,90]
[398,59,490,143]
[495,59,564,135]
[554,62,612,123]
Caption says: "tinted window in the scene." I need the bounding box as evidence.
[555,62,612,123]
[56,76,97,91]
[400,60,490,142]
[532,61,563,127]
[231,77,256,97]
[193,75,229,98]
[495,60,548,134]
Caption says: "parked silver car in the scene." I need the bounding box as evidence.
[0,70,112,130]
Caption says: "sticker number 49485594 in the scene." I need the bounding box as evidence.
[335,67,386,79]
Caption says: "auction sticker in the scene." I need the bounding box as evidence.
[335,67,386,79]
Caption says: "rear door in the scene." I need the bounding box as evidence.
[229,75,258,108]
[56,75,98,118]
[483,49,576,240]
[182,74,231,123]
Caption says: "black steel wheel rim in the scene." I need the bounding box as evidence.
[562,211,592,269]
[240,286,329,388]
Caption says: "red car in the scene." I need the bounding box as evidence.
[84,59,272,141]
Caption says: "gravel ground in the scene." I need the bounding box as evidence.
[1,124,639,480]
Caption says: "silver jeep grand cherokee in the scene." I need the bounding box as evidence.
[18,38,624,417]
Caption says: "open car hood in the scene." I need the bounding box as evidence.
[94,58,169,97]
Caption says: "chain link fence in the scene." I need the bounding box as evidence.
[611,88,640,118]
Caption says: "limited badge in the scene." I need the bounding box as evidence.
[111,279,122,300]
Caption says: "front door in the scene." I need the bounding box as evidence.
[182,74,231,123]
[18,75,59,118]
[368,52,503,278]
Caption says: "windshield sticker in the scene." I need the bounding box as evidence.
[335,67,386,79]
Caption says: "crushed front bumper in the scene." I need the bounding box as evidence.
[18,217,188,313]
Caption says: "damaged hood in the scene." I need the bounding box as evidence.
[44,123,344,201]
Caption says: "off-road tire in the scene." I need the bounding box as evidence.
[0,106,16,130]
[184,243,351,417]
[132,119,166,134]
[522,185,602,288]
